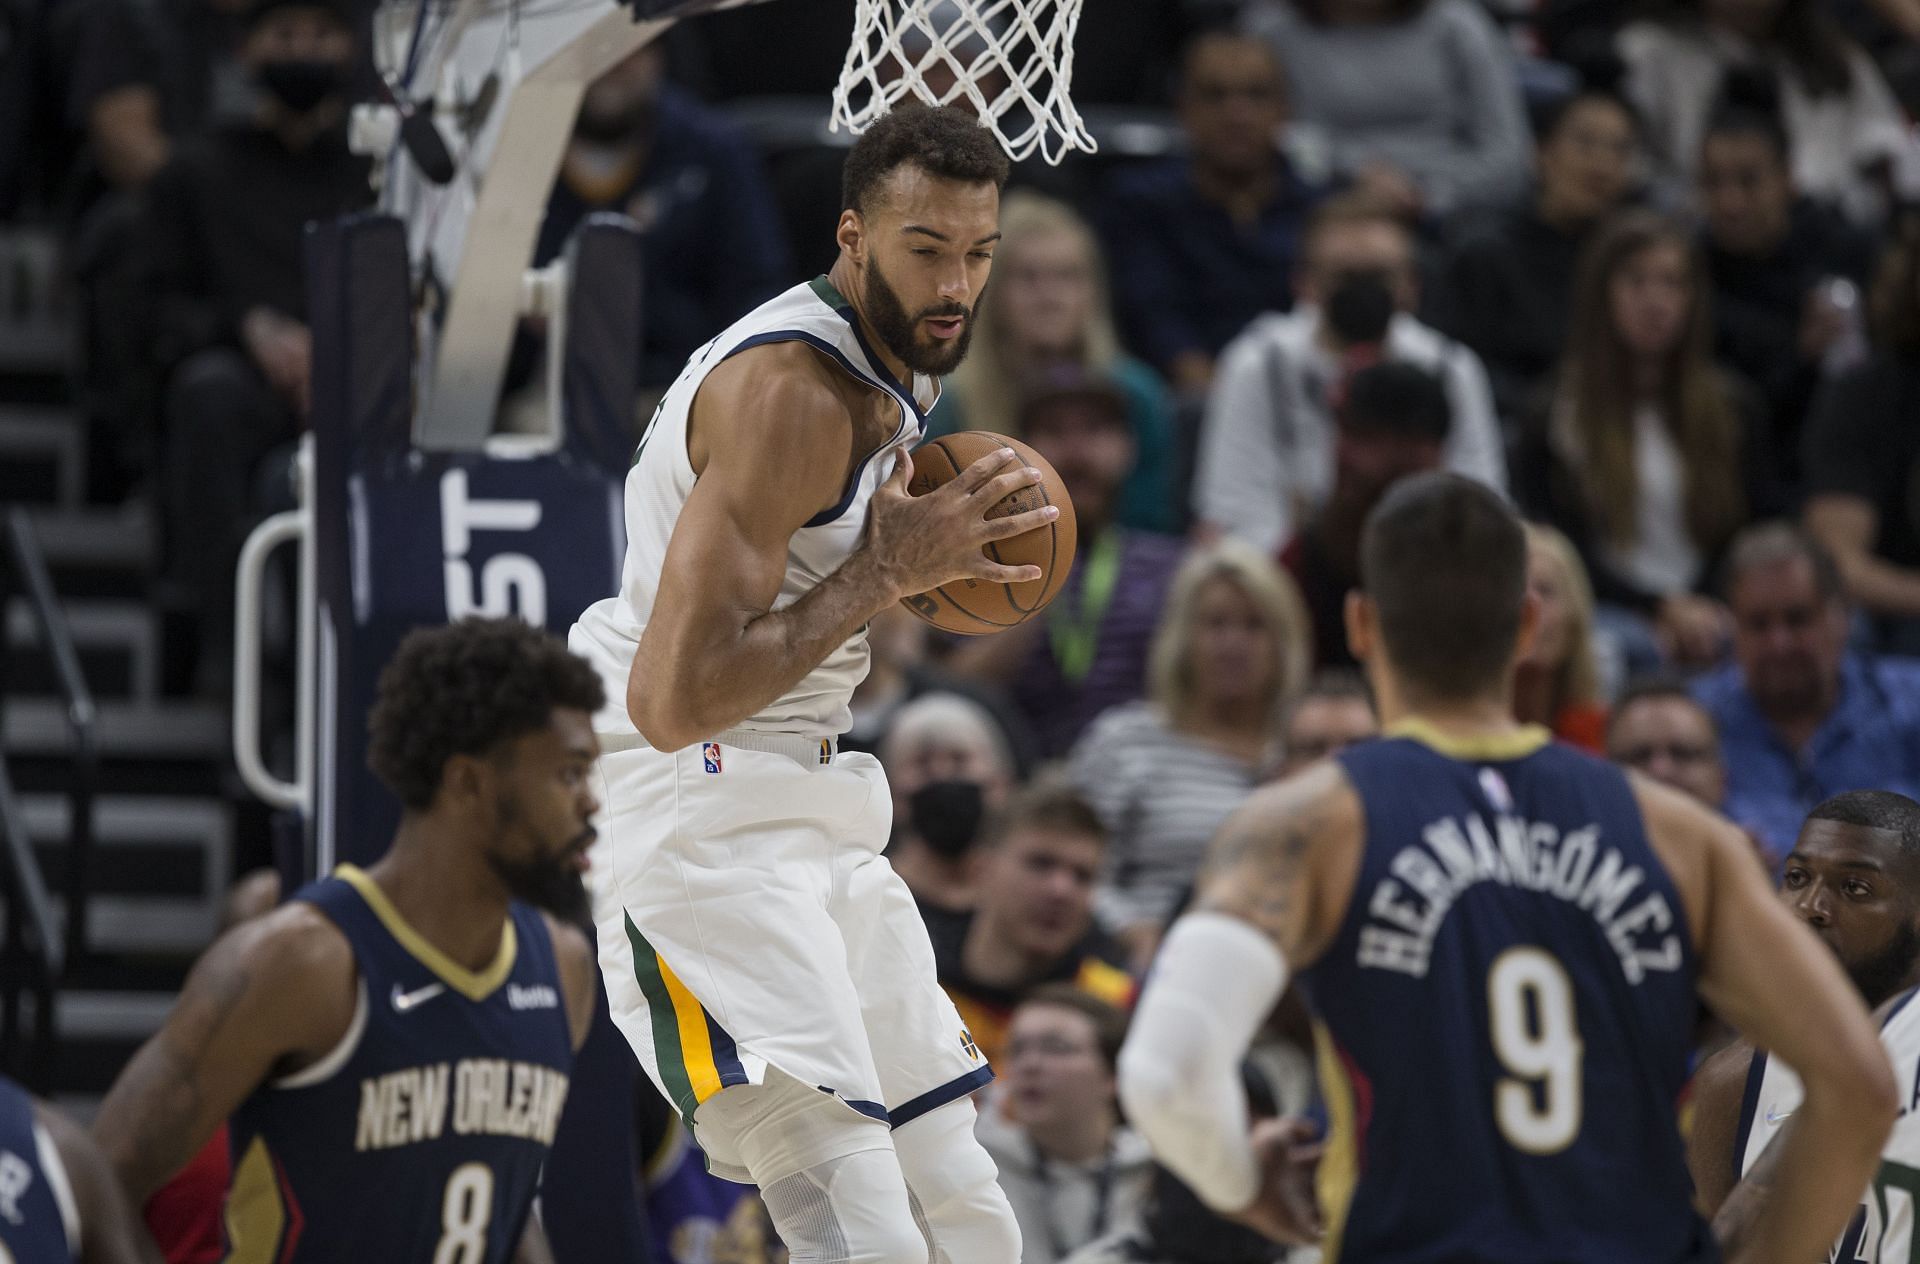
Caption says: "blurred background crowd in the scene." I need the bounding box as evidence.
[6,0,1920,1257]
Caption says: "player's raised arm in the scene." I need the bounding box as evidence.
[1645,779,1898,1264]
[91,906,357,1201]
[1117,761,1360,1240]
[625,341,1055,751]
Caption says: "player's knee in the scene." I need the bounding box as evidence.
[894,1101,1022,1260]
[761,1150,931,1264]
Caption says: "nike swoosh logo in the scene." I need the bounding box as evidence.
[391,981,447,1012]
[1765,1107,1795,1126]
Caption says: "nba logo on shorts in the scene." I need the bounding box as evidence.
[702,743,723,774]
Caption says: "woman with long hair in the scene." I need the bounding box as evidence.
[1618,0,1910,222]
[1515,209,1774,668]
[1066,541,1311,968]
[929,191,1180,534]
[1516,524,1612,750]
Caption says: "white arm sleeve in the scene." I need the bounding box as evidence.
[1116,911,1290,1213]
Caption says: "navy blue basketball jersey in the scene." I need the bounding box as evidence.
[223,866,574,1263]
[0,1076,76,1263]
[1302,723,1715,1263]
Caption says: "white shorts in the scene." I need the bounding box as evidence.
[589,730,993,1181]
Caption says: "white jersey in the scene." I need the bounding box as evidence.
[1734,987,1920,1262]
[570,276,936,742]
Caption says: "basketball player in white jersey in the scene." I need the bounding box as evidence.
[1691,791,1920,1261]
[570,105,1044,1262]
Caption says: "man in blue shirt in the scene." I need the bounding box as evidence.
[1694,523,1920,865]
[1097,31,1322,397]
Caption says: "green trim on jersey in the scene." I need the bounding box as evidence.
[809,275,852,312]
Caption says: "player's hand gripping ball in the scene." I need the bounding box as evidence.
[900,431,1077,635]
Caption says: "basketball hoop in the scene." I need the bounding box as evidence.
[831,0,1096,165]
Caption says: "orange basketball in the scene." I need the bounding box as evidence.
[900,431,1078,635]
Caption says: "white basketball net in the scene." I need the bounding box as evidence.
[831,0,1097,165]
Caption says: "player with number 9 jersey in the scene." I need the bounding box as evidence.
[1118,476,1897,1263]
[1302,728,1708,1260]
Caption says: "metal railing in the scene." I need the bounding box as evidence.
[0,753,62,1084]
[5,507,97,967]
[0,507,97,1085]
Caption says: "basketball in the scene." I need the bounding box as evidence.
[901,431,1078,635]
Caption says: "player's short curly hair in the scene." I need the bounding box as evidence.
[841,103,1009,214]
[367,617,605,810]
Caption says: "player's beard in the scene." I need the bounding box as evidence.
[486,793,593,923]
[1846,921,1920,1008]
[487,839,591,924]
[864,256,977,376]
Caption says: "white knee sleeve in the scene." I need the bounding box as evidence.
[697,1075,891,1186]
[893,1099,1022,1264]
[761,1150,932,1264]
[695,1074,930,1263]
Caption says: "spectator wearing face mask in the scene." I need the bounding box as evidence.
[1281,360,1451,668]
[923,777,1135,1068]
[1195,193,1506,554]
[879,692,1019,916]
[1068,541,1311,971]
[144,0,371,695]
[976,989,1153,1264]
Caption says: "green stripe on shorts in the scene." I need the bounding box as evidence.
[625,912,699,1121]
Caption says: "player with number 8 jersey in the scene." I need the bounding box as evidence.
[91,620,605,1263]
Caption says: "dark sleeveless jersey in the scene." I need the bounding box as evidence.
[1301,724,1716,1264]
[223,866,574,1264]
[0,1076,75,1263]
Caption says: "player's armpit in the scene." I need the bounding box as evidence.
[92,905,358,1202]
[1656,782,1898,1264]
[37,1103,164,1264]
[1683,1040,1756,1216]
[1194,761,1363,967]
[544,915,598,1051]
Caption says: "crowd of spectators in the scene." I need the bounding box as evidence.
[10,0,1920,1256]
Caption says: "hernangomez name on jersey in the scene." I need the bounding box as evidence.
[571,276,937,743]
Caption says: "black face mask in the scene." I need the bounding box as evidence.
[573,103,650,145]
[258,58,347,114]
[1141,1166,1287,1264]
[1323,268,1396,346]
[909,780,987,859]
